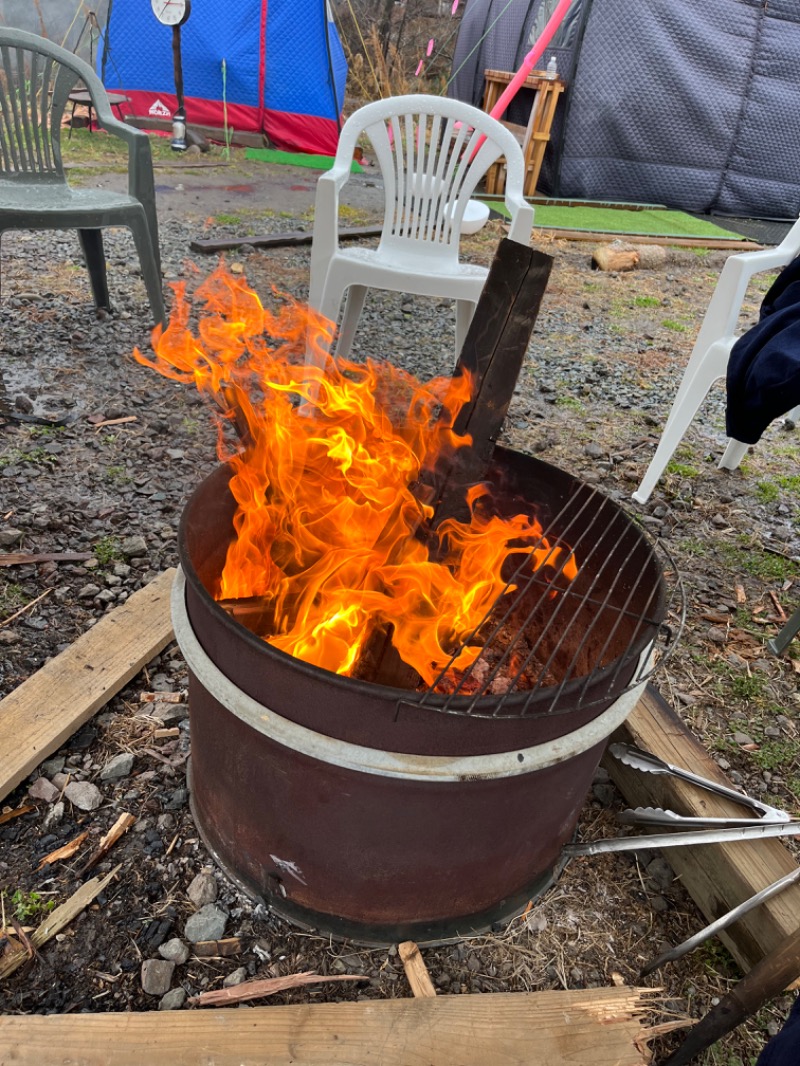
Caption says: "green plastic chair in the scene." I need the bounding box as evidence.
[0,28,165,325]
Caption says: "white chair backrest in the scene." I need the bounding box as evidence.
[334,95,527,262]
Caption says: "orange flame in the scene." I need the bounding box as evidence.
[135,263,577,684]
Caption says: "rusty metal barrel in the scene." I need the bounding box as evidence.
[174,456,662,945]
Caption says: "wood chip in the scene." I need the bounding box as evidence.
[0,865,121,980]
[78,813,136,875]
[36,830,89,870]
[769,590,787,621]
[192,937,245,958]
[735,584,747,604]
[92,416,138,429]
[399,940,437,998]
[0,804,35,827]
[188,971,364,1007]
[139,692,184,704]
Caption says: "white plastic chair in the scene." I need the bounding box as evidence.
[307,94,534,361]
[633,218,800,504]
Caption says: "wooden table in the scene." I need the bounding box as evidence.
[481,68,566,197]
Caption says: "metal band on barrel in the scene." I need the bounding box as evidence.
[172,567,648,783]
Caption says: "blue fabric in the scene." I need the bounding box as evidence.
[756,995,800,1066]
[725,255,800,444]
[100,0,346,121]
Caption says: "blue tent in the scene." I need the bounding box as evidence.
[101,0,347,155]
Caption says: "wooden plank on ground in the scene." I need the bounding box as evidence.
[0,569,176,804]
[533,228,761,250]
[190,226,383,254]
[0,988,655,1065]
[603,685,800,972]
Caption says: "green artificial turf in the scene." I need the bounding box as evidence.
[245,147,363,173]
[485,201,746,240]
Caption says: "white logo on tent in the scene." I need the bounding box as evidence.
[148,98,172,118]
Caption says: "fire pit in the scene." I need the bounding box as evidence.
[141,256,673,945]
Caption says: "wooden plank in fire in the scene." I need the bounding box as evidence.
[367,239,553,689]
[427,238,554,527]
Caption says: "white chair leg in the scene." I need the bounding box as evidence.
[718,439,750,470]
[335,285,368,358]
[455,299,476,357]
[786,405,800,427]
[632,360,727,504]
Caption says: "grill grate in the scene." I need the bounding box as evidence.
[414,479,682,719]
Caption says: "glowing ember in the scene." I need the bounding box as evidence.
[135,264,577,684]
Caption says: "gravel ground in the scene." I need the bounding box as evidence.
[1,155,799,1063]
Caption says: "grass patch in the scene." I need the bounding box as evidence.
[755,481,780,504]
[5,888,56,923]
[555,396,585,412]
[633,295,661,307]
[661,318,689,332]
[667,460,699,478]
[93,535,122,565]
[0,581,26,617]
[726,539,800,583]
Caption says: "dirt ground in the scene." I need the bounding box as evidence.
[1,138,799,1064]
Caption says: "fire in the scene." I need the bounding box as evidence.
[135,264,577,685]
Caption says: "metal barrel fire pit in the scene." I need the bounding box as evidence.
[173,446,668,946]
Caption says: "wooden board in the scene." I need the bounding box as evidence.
[0,988,654,1066]
[603,685,800,972]
[0,569,176,804]
[190,226,382,253]
[533,228,761,250]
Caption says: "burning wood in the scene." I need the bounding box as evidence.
[134,253,578,690]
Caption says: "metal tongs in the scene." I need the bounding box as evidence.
[610,742,793,827]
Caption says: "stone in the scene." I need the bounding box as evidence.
[646,856,675,893]
[159,987,186,1011]
[0,528,24,547]
[159,938,190,965]
[184,904,227,944]
[187,871,217,908]
[100,752,135,781]
[41,756,66,776]
[120,534,148,558]
[63,780,103,811]
[141,959,175,996]
[28,777,60,804]
[222,967,248,988]
[43,801,65,831]
[77,583,101,599]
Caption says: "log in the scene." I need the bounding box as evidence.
[591,243,668,271]
[591,244,640,272]
[0,988,657,1065]
[603,685,800,972]
[0,569,176,804]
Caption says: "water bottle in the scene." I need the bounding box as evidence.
[171,107,187,152]
[546,56,558,80]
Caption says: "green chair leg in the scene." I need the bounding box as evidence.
[128,216,166,328]
[78,228,111,311]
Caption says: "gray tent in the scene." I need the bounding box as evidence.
[449,0,800,220]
